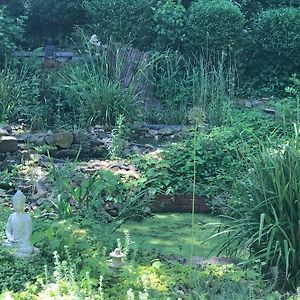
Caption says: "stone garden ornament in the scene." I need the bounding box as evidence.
[3,190,39,258]
[108,248,125,272]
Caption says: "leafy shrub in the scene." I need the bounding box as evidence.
[136,127,244,199]
[84,0,156,50]
[138,108,290,201]
[242,7,300,92]
[46,156,152,225]
[0,8,24,65]
[218,130,300,289]
[153,0,186,50]
[235,0,300,20]
[185,0,244,53]
[176,265,279,300]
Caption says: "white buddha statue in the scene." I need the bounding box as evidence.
[3,190,34,258]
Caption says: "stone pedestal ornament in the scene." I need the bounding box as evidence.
[108,248,125,272]
[2,190,39,258]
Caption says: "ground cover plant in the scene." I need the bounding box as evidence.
[135,105,295,205]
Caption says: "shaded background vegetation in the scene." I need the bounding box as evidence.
[0,0,300,94]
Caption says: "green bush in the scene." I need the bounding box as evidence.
[153,0,186,50]
[84,0,156,50]
[218,130,300,289]
[0,8,24,65]
[235,0,300,20]
[138,107,291,201]
[185,0,244,53]
[0,249,46,292]
[136,126,246,199]
[242,7,300,92]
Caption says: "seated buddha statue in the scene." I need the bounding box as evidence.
[3,190,34,258]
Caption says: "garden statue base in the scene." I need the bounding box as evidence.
[2,243,40,259]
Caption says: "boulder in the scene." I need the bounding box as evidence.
[158,127,173,136]
[1,125,12,133]
[45,132,74,149]
[0,136,18,153]
[52,149,78,158]
[0,128,9,137]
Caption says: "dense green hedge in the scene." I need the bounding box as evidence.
[84,0,156,50]
[185,0,244,52]
[241,7,300,92]
[153,0,187,50]
[236,0,300,20]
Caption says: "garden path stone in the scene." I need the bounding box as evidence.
[0,128,9,137]
[0,136,18,153]
[45,132,74,148]
[172,254,238,268]
[78,159,140,179]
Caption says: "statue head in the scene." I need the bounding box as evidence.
[46,38,53,45]
[12,190,26,212]
[90,34,101,47]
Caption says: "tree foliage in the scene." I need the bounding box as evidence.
[25,0,86,45]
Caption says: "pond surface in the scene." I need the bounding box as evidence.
[118,213,224,259]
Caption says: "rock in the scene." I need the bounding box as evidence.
[45,132,74,149]
[52,149,78,158]
[92,145,106,156]
[205,256,237,266]
[189,256,206,268]
[143,206,152,215]
[244,100,253,108]
[1,125,12,133]
[73,130,87,144]
[0,136,18,153]
[144,144,155,151]
[28,134,46,146]
[158,127,173,135]
[148,129,158,137]
[70,144,81,152]
[104,202,119,217]
[263,108,276,115]
[115,169,140,179]
[0,128,9,137]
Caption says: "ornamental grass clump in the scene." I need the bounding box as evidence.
[218,126,300,290]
